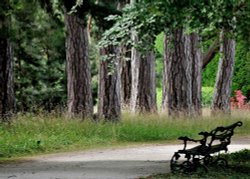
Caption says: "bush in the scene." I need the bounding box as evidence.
[202,87,214,107]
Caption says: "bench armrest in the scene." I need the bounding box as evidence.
[198,131,210,137]
[178,136,198,142]
[178,136,198,150]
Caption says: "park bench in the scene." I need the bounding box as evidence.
[170,121,243,173]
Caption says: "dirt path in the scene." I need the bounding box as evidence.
[0,137,249,179]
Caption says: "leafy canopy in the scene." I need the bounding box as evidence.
[99,0,250,52]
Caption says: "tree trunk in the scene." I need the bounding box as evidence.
[120,52,131,107]
[162,34,170,111]
[190,33,202,116]
[130,36,157,113]
[0,0,15,122]
[137,51,157,113]
[65,13,93,119]
[118,1,131,108]
[130,31,140,113]
[98,47,121,121]
[163,30,202,117]
[164,28,193,117]
[0,39,15,121]
[212,31,235,115]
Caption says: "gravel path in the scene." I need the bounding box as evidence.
[0,137,249,179]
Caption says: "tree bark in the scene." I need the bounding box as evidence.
[212,31,235,115]
[98,46,121,121]
[164,28,193,117]
[130,36,156,113]
[130,30,140,113]
[0,39,15,121]
[0,0,15,121]
[65,13,93,119]
[162,35,170,111]
[163,30,202,117]
[120,52,131,107]
[190,33,202,116]
[137,51,157,113]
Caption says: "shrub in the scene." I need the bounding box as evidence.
[231,90,249,110]
[202,87,214,107]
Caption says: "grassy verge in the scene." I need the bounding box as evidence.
[142,149,250,179]
[0,110,250,160]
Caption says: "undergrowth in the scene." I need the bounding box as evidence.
[0,110,249,159]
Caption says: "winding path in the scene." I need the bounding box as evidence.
[0,137,249,179]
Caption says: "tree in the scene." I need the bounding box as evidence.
[162,32,203,115]
[123,1,158,113]
[97,1,124,121]
[212,31,235,114]
[118,0,131,109]
[98,46,121,121]
[38,0,93,117]
[130,41,157,114]
[39,0,122,119]
[161,35,169,111]
[190,33,202,116]
[0,0,15,121]
[120,48,131,107]
[163,29,200,117]
[100,1,197,116]
[63,1,93,119]
[137,50,157,113]
[99,0,250,117]
[13,0,66,112]
[211,1,239,115]
[130,20,140,113]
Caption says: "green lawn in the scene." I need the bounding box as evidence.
[0,110,250,160]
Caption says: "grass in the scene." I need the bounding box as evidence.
[142,149,250,179]
[0,109,250,160]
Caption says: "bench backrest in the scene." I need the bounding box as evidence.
[207,121,243,148]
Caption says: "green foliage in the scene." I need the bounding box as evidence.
[12,1,66,112]
[100,0,250,56]
[202,58,218,87]
[154,31,250,106]
[156,88,162,109]
[89,40,100,105]
[2,0,249,113]
[235,0,250,48]
[155,32,164,55]
[99,3,163,55]
[232,43,250,100]
[154,33,164,89]
[202,40,250,100]
[202,87,214,107]
[0,0,11,38]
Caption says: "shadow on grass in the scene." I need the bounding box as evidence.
[141,164,250,179]
[228,165,250,174]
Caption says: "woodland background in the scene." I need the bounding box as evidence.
[0,0,249,122]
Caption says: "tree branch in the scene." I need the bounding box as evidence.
[202,39,220,69]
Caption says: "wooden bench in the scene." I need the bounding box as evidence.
[170,121,243,173]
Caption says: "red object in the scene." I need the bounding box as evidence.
[231,90,248,110]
